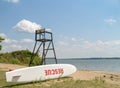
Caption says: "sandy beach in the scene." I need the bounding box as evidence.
[70,70,120,84]
[1,63,120,84]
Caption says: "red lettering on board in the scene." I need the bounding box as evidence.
[44,68,64,76]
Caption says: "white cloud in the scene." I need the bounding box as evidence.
[104,18,117,25]
[4,0,20,3]
[2,34,120,58]
[21,38,34,43]
[14,19,42,33]
[3,38,17,43]
[46,28,52,32]
[1,37,34,52]
[0,33,6,38]
[0,34,18,44]
[55,35,120,58]
[71,37,77,41]
[10,44,22,49]
[1,44,23,52]
[8,0,19,3]
[57,41,68,46]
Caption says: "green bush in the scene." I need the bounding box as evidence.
[10,58,21,64]
[32,56,42,66]
[0,58,8,63]
[0,50,42,65]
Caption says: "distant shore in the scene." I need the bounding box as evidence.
[58,57,120,60]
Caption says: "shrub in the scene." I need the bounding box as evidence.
[0,50,42,65]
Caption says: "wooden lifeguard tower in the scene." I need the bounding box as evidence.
[29,28,57,66]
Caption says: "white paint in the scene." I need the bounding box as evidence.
[6,64,77,82]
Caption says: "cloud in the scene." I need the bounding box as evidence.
[1,43,23,52]
[3,38,34,44]
[21,38,34,43]
[0,33,6,38]
[1,38,34,52]
[104,18,117,25]
[14,19,42,33]
[71,37,77,41]
[46,28,52,32]
[2,33,120,58]
[0,34,17,44]
[3,38,17,43]
[57,41,68,46]
[3,0,20,3]
[55,36,120,58]
[0,33,17,44]
[10,44,22,49]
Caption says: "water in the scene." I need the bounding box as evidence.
[46,58,120,73]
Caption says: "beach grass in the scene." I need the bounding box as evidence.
[1,70,120,88]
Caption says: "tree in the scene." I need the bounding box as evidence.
[0,37,4,50]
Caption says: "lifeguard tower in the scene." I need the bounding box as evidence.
[29,28,57,66]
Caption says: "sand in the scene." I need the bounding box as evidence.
[70,70,120,84]
[1,63,120,84]
[0,63,26,71]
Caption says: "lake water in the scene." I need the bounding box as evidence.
[46,58,120,73]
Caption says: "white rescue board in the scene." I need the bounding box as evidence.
[6,64,77,82]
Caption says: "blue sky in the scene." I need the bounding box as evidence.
[1,0,120,58]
